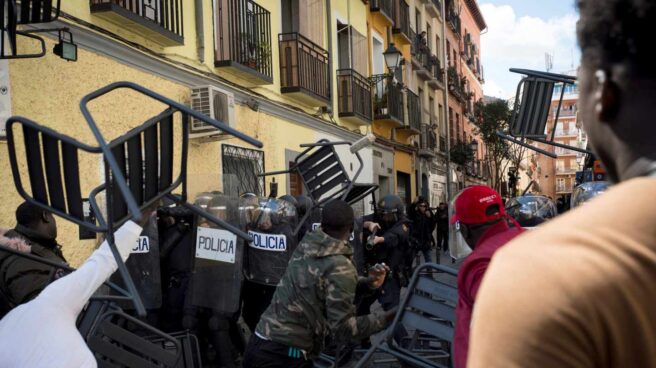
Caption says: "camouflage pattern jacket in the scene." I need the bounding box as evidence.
[255,229,387,358]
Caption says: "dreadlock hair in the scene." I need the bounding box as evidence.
[577,0,656,78]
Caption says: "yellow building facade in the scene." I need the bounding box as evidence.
[0,0,376,265]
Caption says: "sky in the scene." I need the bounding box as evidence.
[479,0,580,99]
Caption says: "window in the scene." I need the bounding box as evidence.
[439,104,445,134]
[415,8,421,32]
[289,161,303,196]
[429,96,435,118]
[556,160,565,172]
[435,35,441,59]
[556,178,566,192]
[456,113,461,141]
[447,41,451,65]
[222,144,265,197]
[418,87,424,115]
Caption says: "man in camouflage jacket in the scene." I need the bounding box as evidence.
[243,199,394,367]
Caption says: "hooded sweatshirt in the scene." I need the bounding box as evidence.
[255,229,388,358]
[0,226,68,313]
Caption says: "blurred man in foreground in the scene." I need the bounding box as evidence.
[469,1,656,367]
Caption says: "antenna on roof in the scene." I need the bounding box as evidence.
[545,52,553,73]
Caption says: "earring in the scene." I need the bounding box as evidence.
[595,102,603,114]
[595,69,606,84]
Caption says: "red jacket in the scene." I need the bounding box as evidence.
[454,220,524,368]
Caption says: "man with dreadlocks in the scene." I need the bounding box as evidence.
[468,1,656,367]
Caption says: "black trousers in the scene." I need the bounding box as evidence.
[242,335,313,368]
[437,228,449,252]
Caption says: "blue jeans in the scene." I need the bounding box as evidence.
[420,249,432,263]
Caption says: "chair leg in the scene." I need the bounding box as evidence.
[354,341,382,368]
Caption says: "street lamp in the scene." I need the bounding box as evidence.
[383,42,402,76]
[469,138,478,155]
[469,138,479,176]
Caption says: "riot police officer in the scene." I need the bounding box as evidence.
[183,193,245,367]
[241,196,298,333]
[356,194,410,345]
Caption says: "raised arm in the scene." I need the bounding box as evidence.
[38,221,143,316]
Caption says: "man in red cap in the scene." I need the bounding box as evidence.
[451,185,523,368]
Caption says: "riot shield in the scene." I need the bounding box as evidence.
[110,213,163,310]
[242,197,298,286]
[188,193,244,314]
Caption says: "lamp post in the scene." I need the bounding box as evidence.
[383,42,402,77]
[469,138,478,179]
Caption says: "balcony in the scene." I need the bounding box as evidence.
[555,147,577,156]
[215,0,272,86]
[556,185,573,194]
[90,0,184,46]
[427,56,445,90]
[411,32,434,81]
[419,124,437,157]
[392,0,412,45]
[554,128,579,137]
[279,32,330,106]
[439,135,447,153]
[337,69,373,126]
[447,66,466,102]
[370,0,394,25]
[446,7,461,36]
[553,108,577,118]
[372,74,404,126]
[401,90,421,134]
[421,0,442,19]
[556,167,578,175]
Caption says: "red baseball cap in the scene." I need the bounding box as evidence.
[450,185,505,225]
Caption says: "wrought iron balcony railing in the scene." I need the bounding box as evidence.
[420,124,438,151]
[279,32,330,103]
[370,0,394,21]
[90,0,184,45]
[439,135,447,153]
[371,74,404,124]
[406,90,421,131]
[337,69,373,123]
[215,0,272,81]
[392,0,411,41]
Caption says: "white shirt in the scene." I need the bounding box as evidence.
[0,221,142,368]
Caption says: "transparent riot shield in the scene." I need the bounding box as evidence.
[448,191,473,260]
[110,213,163,310]
[188,193,244,314]
[242,197,298,286]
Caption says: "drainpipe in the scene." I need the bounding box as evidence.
[347,0,353,69]
[195,0,205,63]
[325,0,334,114]
[441,0,451,201]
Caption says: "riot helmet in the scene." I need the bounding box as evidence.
[505,195,557,228]
[278,195,299,208]
[571,181,609,209]
[194,192,215,209]
[376,194,405,226]
[294,195,314,218]
[207,194,230,224]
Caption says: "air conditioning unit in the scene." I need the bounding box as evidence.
[190,85,236,140]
